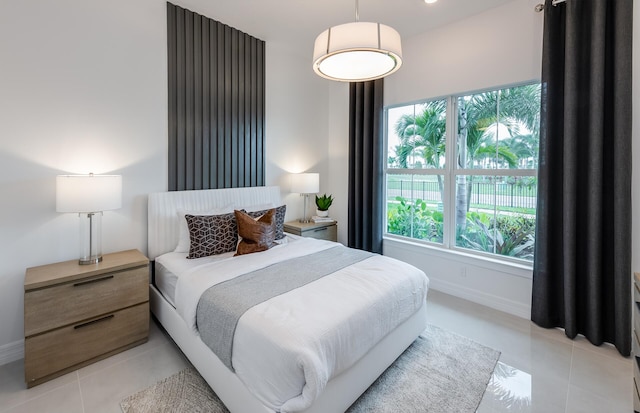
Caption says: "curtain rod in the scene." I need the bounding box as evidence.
[535,0,567,12]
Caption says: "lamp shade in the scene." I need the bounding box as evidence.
[291,173,320,194]
[56,174,122,213]
[313,21,402,82]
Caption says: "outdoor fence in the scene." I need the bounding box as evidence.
[387,179,537,210]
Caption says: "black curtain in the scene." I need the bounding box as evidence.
[167,2,265,191]
[532,0,632,356]
[348,79,384,253]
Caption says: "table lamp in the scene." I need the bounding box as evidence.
[291,173,319,223]
[56,174,122,264]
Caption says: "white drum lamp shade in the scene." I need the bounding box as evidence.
[313,21,403,82]
[56,174,122,264]
[56,175,122,213]
[291,173,320,223]
[291,173,320,194]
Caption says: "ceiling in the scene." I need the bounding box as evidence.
[175,0,517,57]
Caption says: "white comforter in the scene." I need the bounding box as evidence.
[174,238,429,412]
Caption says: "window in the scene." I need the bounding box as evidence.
[385,83,540,262]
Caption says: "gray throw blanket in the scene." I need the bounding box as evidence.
[196,245,373,370]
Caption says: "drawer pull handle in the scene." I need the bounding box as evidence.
[73,275,114,287]
[74,314,114,329]
[314,227,328,232]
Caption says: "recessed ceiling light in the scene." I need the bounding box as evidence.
[424,0,438,4]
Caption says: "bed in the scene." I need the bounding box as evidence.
[147,186,429,413]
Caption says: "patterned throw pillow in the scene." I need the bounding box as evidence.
[185,212,238,259]
[234,209,276,256]
[174,206,232,253]
[246,204,286,240]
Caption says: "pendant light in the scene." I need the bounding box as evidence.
[312,0,403,82]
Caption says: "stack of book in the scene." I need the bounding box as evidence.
[311,216,334,223]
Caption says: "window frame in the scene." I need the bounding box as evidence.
[384,82,539,267]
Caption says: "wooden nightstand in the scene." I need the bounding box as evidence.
[24,249,149,388]
[284,220,338,242]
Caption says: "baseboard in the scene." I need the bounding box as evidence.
[0,339,24,366]
[429,278,531,320]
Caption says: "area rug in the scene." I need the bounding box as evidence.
[120,324,500,413]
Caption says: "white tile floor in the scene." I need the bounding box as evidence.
[428,291,633,413]
[0,290,632,413]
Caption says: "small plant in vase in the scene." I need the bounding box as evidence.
[315,194,333,217]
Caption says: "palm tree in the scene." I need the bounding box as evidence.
[456,84,540,229]
[465,118,519,169]
[502,132,539,168]
[390,84,540,232]
[463,117,519,212]
[393,100,447,198]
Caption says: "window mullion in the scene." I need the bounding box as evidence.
[387,168,447,175]
[443,96,457,249]
[384,109,389,235]
[456,169,537,177]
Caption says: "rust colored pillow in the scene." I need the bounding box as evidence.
[234,209,276,256]
[246,204,287,240]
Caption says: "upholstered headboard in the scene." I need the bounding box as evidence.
[147,186,282,260]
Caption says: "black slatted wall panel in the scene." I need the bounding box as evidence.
[167,2,265,191]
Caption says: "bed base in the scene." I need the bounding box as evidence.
[147,186,428,412]
[150,284,427,413]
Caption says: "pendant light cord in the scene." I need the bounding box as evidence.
[355,0,359,22]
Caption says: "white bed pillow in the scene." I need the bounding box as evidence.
[174,205,232,253]
[242,203,274,213]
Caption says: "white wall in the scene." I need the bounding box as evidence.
[326,82,350,243]
[386,0,544,106]
[0,0,168,362]
[265,41,331,221]
[0,0,328,363]
[382,0,544,318]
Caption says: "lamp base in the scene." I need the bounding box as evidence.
[78,212,103,266]
[79,255,103,265]
[299,194,312,223]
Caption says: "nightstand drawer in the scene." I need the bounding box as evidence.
[284,221,338,242]
[305,225,337,241]
[25,266,148,336]
[25,302,149,384]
